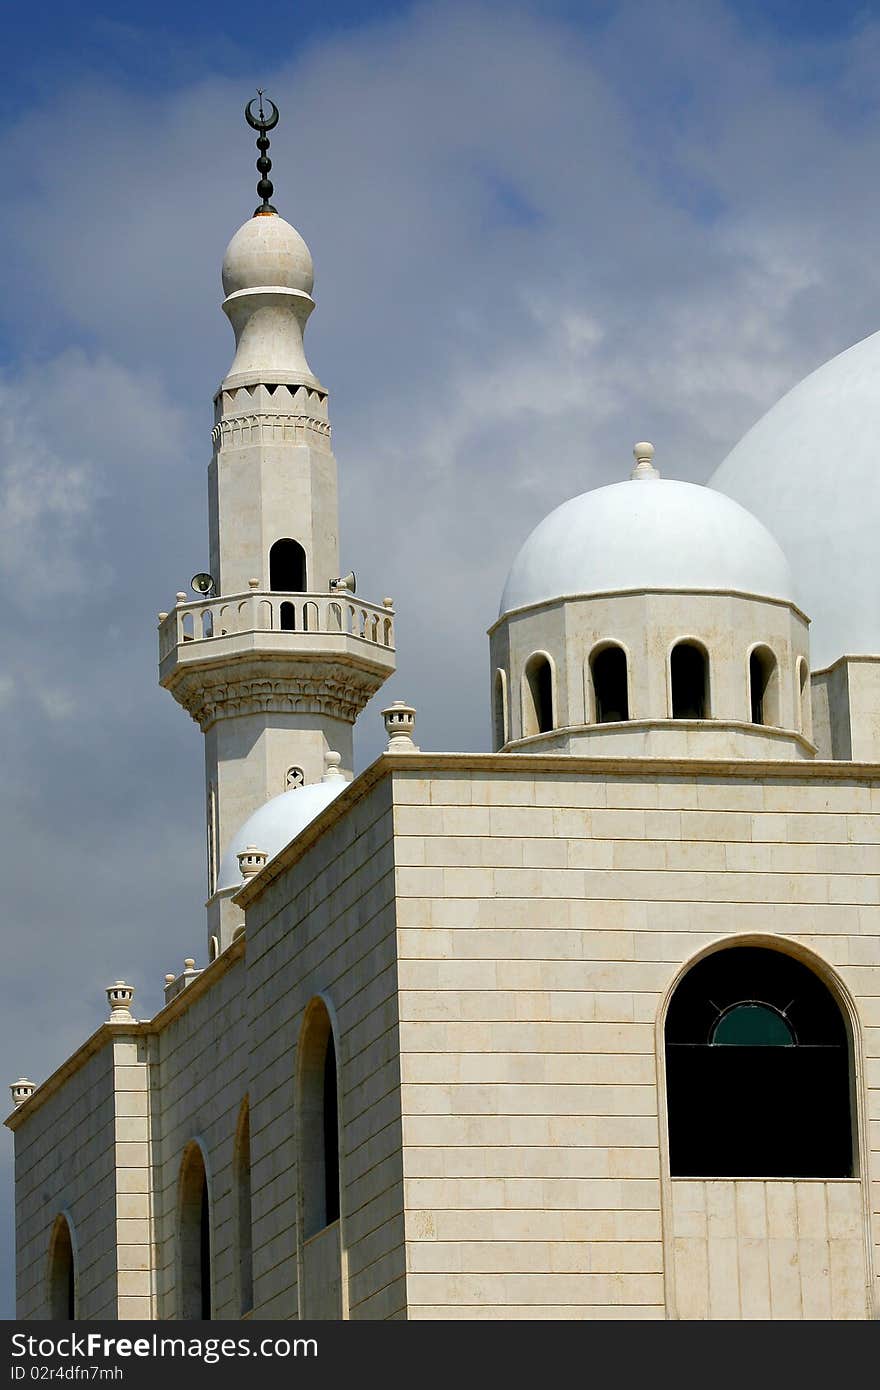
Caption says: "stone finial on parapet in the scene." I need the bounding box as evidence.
[382,699,419,751]
[323,750,345,782]
[237,845,268,879]
[631,441,659,480]
[9,1078,35,1107]
[106,981,135,1023]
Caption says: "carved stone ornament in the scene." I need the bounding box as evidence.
[172,670,383,730]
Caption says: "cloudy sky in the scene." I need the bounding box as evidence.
[3,0,880,1317]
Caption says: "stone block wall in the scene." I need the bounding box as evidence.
[153,956,247,1319]
[389,758,879,1319]
[13,1044,118,1318]
[243,775,407,1319]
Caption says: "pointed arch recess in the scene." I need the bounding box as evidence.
[177,1140,213,1320]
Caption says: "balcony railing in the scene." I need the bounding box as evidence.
[158,590,394,661]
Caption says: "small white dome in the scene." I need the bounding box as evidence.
[710,329,880,667]
[499,471,795,616]
[216,772,345,892]
[222,212,314,298]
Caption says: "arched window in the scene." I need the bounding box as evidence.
[670,641,709,719]
[665,945,854,1178]
[493,669,508,750]
[48,1214,75,1320]
[749,645,780,726]
[590,644,629,723]
[279,600,297,631]
[269,538,307,593]
[178,1143,212,1319]
[522,653,554,737]
[234,1100,253,1317]
[798,656,810,736]
[298,1001,341,1238]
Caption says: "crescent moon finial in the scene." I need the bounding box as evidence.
[244,91,280,215]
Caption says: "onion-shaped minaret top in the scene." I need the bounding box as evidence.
[219,93,318,388]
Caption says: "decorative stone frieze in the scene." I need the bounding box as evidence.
[211,412,331,449]
[172,669,383,730]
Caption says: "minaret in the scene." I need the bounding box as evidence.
[158,96,395,949]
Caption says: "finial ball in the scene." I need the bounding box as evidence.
[633,442,655,464]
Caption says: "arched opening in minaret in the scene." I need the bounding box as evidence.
[670,641,709,719]
[270,539,307,594]
[664,945,854,1178]
[297,1000,341,1238]
[522,653,554,737]
[590,643,629,723]
[234,1100,253,1317]
[47,1214,76,1320]
[749,645,780,726]
[178,1142,212,1319]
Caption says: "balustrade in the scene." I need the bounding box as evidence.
[159,590,394,655]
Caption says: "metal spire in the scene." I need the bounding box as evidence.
[245,90,280,216]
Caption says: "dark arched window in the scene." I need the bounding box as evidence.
[749,646,780,726]
[590,645,629,722]
[665,946,853,1178]
[323,1034,340,1226]
[279,601,297,631]
[298,1001,341,1238]
[269,539,306,593]
[178,1143,212,1319]
[670,641,709,719]
[48,1215,75,1320]
[234,1101,253,1317]
[523,654,554,736]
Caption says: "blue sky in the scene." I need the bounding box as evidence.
[4,0,880,1321]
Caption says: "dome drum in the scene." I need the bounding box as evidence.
[490,589,813,760]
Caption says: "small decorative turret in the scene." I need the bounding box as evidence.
[9,1079,35,1108]
[237,845,268,879]
[106,981,135,1024]
[383,700,418,751]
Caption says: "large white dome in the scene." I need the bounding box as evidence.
[499,467,795,617]
[217,769,345,892]
[710,329,880,669]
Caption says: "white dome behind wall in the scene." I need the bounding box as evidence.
[710,329,880,670]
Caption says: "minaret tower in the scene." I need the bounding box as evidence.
[158,96,395,949]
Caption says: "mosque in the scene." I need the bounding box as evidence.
[6,99,880,1321]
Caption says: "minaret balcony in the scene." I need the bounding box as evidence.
[158,589,396,722]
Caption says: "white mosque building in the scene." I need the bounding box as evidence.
[6,101,880,1321]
